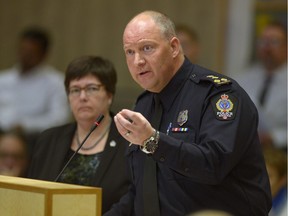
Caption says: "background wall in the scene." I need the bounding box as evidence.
[0,0,228,112]
[0,0,286,112]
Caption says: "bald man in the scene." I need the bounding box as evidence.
[105,11,271,216]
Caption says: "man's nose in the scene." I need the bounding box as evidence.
[134,53,145,66]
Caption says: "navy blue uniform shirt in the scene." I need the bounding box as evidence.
[105,59,272,216]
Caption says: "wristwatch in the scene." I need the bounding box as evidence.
[140,130,160,154]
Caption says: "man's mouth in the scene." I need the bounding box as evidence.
[139,71,149,76]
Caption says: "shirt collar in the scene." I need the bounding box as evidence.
[157,58,194,111]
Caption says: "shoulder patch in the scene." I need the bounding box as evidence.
[211,93,238,120]
[204,75,231,86]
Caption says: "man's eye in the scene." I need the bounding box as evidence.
[126,49,134,55]
[143,45,153,52]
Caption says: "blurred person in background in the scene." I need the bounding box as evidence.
[0,27,70,151]
[236,21,287,151]
[0,129,28,177]
[175,24,200,63]
[264,147,287,216]
[27,56,131,214]
[187,210,233,216]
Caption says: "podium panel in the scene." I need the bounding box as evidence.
[0,175,102,216]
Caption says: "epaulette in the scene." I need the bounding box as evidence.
[202,75,231,86]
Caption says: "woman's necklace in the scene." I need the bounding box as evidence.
[76,119,111,151]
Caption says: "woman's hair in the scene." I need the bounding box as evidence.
[64,56,117,95]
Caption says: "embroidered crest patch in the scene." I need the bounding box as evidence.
[211,94,238,120]
[177,110,188,126]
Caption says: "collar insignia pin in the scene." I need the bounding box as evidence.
[110,140,116,147]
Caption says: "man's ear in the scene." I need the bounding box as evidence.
[170,37,181,58]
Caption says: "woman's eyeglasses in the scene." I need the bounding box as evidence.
[68,84,103,97]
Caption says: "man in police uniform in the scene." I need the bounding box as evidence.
[106,10,272,216]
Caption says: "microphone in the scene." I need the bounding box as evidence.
[54,114,104,182]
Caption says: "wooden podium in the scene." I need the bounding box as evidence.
[0,175,102,216]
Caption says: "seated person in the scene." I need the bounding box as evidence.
[27,56,131,214]
[264,147,287,216]
[236,21,287,150]
[0,129,28,177]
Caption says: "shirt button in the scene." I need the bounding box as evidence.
[160,156,165,162]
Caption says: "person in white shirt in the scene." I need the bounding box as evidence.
[0,27,70,141]
[236,21,287,151]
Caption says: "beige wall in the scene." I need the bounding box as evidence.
[0,0,229,112]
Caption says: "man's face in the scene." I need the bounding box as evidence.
[18,39,46,72]
[257,26,287,72]
[123,16,178,93]
[177,31,199,63]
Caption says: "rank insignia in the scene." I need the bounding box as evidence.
[206,75,231,85]
[211,94,238,120]
[177,110,188,126]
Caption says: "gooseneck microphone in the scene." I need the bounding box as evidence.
[54,114,104,182]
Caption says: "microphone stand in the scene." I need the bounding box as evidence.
[54,114,104,182]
